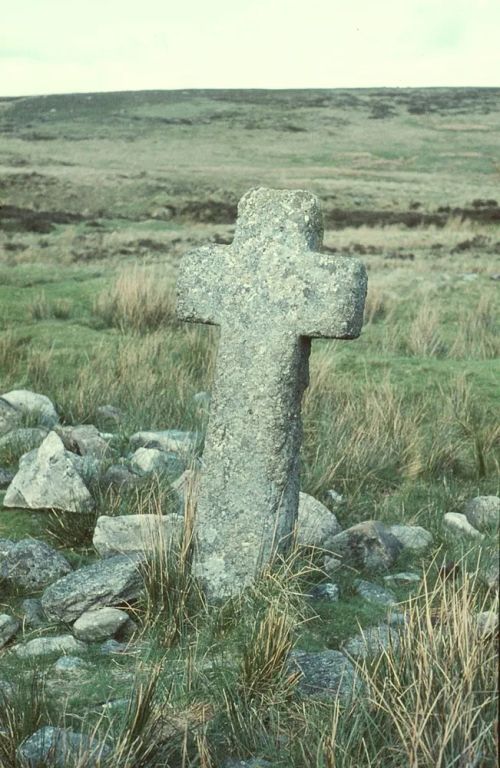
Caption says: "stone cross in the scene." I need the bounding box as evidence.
[176,188,367,599]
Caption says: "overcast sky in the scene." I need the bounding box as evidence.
[1,0,499,96]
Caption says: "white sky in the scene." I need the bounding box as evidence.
[1,0,499,96]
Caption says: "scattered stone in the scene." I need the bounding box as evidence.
[0,613,20,648]
[54,656,90,674]
[1,389,58,428]
[73,607,131,642]
[57,424,111,459]
[21,598,47,628]
[324,488,345,506]
[475,610,498,638]
[13,635,87,659]
[0,538,15,557]
[0,427,48,455]
[0,539,71,590]
[307,582,340,601]
[355,579,398,607]
[17,726,110,768]
[96,404,124,424]
[177,188,367,598]
[296,492,342,549]
[383,571,422,587]
[341,624,399,659]
[464,496,499,532]
[100,638,129,655]
[324,555,342,575]
[329,521,402,571]
[100,464,141,491]
[0,466,15,488]
[0,397,21,435]
[41,554,143,622]
[443,512,483,539]
[3,431,94,513]
[129,429,199,454]
[289,649,362,702]
[481,558,499,590]
[388,524,433,554]
[93,514,183,557]
[130,446,185,477]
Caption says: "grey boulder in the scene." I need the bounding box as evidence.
[388,524,433,553]
[93,514,183,557]
[17,726,109,768]
[0,466,15,488]
[0,613,20,648]
[0,397,21,435]
[295,492,342,549]
[289,649,362,702]
[1,389,58,428]
[329,520,402,571]
[443,512,483,539]
[129,429,199,454]
[464,496,499,532]
[130,447,185,478]
[0,539,71,590]
[57,424,111,459]
[0,427,48,455]
[72,607,131,642]
[355,579,398,607]
[341,624,400,660]
[13,635,87,659]
[3,431,94,512]
[41,554,143,622]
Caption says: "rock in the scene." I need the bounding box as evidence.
[0,614,20,648]
[171,469,200,514]
[0,466,15,488]
[443,512,483,539]
[355,579,398,607]
[383,571,422,587]
[324,488,345,506]
[341,624,399,659]
[41,554,143,622]
[307,582,340,601]
[329,520,402,571]
[13,635,87,659]
[0,538,15,557]
[475,610,498,638]
[3,431,94,513]
[54,656,91,674]
[130,447,185,477]
[288,649,362,702]
[464,496,499,532]
[100,638,129,655]
[482,559,499,590]
[0,397,21,435]
[93,514,183,557]
[21,598,47,628]
[100,464,141,491]
[2,389,58,428]
[17,726,109,768]
[324,555,342,575]
[0,539,71,590]
[57,424,111,459]
[0,427,48,455]
[129,429,199,454]
[296,492,342,549]
[96,404,124,424]
[388,524,433,553]
[72,607,131,642]
[0,678,16,703]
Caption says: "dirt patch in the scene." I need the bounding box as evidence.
[0,205,84,233]
[323,206,500,229]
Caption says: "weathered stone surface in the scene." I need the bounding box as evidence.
[383,571,421,587]
[17,726,109,768]
[3,431,94,512]
[54,655,91,674]
[0,427,48,455]
[323,555,342,575]
[289,649,362,701]
[482,558,499,590]
[355,579,398,607]
[464,496,499,532]
[0,538,15,557]
[324,488,345,506]
[0,466,15,487]
[96,404,124,424]
[329,521,402,571]
[129,429,199,454]
[307,582,340,601]
[21,598,47,628]
[0,613,20,648]
[342,624,400,659]
[0,539,71,590]
[93,514,183,557]
[100,464,141,491]
[443,512,483,539]
[130,446,184,477]
[2,389,58,428]
[73,607,130,642]
[296,492,342,549]
[41,554,143,622]
[100,638,129,655]
[57,424,111,459]
[0,397,21,435]
[177,187,367,598]
[13,635,87,659]
[388,524,433,553]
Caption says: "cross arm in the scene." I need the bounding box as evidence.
[176,244,228,326]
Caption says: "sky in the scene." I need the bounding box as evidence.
[1,0,499,96]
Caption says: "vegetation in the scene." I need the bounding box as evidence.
[0,87,498,766]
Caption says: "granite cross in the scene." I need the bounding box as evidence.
[176,187,367,599]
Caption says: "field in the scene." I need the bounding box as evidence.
[0,88,499,766]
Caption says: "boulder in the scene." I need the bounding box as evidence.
[464,496,499,532]
[100,464,141,491]
[443,512,483,539]
[93,514,183,557]
[0,397,21,435]
[341,624,399,660]
[17,726,109,768]
[355,579,398,607]
[295,492,342,549]
[288,649,362,702]
[307,582,340,601]
[329,520,402,571]
[96,404,124,425]
[0,466,15,488]
[13,635,87,659]
[21,598,47,628]
[72,607,131,642]
[0,539,71,591]
[383,571,421,587]
[0,427,48,455]
[0,538,15,557]
[1,389,58,428]
[129,429,199,454]
[54,656,91,674]
[57,424,111,459]
[41,554,143,622]
[3,431,94,512]
[130,447,185,477]
[388,524,433,553]
[0,613,20,648]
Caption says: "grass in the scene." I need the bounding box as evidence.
[0,87,499,766]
